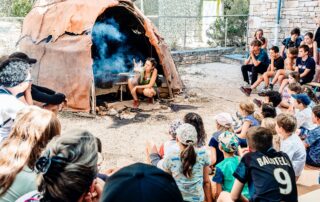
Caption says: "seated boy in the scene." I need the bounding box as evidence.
[295,45,316,84]
[253,90,282,115]
[241,40,269,86]
[240,46,284,96]
[271,47,298,89]
[211,131,249,200]
[217,127,298,202]
[276,113,306,179]
[280,27,302,59]
[291,94,317,136]
[304,105,320,167]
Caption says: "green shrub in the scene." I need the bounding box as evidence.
[11,0,33,17]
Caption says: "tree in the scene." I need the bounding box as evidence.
[11,0,33,17]
[206,0,249,47]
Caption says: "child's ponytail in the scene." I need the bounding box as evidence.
[180,143,197,178]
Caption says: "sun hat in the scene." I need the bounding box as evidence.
[176,123,197,146]
[214,112,233,127]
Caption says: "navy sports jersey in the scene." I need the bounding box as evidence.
[233,148,297,202]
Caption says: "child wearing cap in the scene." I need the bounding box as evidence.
[218,127,298,202]
[276,113,306,179]
[304,105,320,167]
[0,58,30,142]
[291,93,317,136]
[209,113,234,166]
[146,119,182,168]
[211,131,249,200]
[162,123,212,202]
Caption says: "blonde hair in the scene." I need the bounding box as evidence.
[0,106,61,195]
[261,118,277,135]
[240,101,255,115]
[216,122,234,133]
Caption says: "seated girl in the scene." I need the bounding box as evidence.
[279,74,301,109]
[235,101,260,147]
[128,58,158,108]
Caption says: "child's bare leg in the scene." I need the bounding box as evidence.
[251,76,264,89]
[263,71,275,87]
[280,100,290,109]
[279,79,288,93]
[278,75,285,85]
[272,69,284,85]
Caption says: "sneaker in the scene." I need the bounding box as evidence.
[253,98,263,108]
[240,86,252,96]
[133,100,139,108]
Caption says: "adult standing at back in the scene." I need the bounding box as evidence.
[301,32,318,64]
[241,40,269,86]
[254,29,268,49]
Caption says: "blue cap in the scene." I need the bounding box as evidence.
[292,94,311,106]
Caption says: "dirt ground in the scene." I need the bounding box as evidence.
[58,62,250,168]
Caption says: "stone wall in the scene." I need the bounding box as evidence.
[172,47,235,66]
[249,0,319,47]
[0,18,23,55]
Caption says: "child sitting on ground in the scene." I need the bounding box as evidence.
[211,131,249,200]
[217,127,298,202]
[304,105,320,167]
[184,112,207,148]
[146,119,182,168]
[209,113,234,166]
[240,46,284,96]
[261,117,280,151]
[253,91,282,115]
[235,101,260,147]
[303,86,319,108]
[271,47,299,89]
[291,94,317,137]
[162,123,212,202]
[281,82,302,109]
[261,103,277,118]
[276,113,306,179]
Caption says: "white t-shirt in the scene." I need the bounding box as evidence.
[0,92,26,142]
[280,134,306,176]
[163,139,179,157]
[295,107,317,130]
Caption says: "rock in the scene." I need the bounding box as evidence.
[98,111,108,116]
[99,106,107,111]
[107,108,118,116]
[188,97,200,103]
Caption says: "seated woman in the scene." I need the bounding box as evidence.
[128,58,158,108]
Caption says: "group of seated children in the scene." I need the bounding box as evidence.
[240,27,319,98]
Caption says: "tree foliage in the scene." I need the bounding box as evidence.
[11,0,33,17]
[206,0,249,47]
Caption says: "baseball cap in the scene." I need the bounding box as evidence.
[214,112,233,127]
[218,131,239,153]
[0,58,31,87]
[101,163,184,202]
[292,94,311,106]
[176,123,197,146]
[9,52,37,64]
